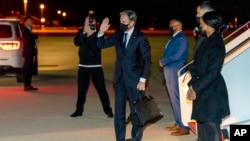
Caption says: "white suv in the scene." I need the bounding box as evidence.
[0,18,23,76]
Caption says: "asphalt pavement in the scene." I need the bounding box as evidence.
[0,68,196,141]
[0,33,196,141]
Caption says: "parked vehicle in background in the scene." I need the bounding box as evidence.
[0,18,23,78]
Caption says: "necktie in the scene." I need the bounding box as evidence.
[122,33,128,53]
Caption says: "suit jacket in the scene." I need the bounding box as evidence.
[188,32,230,122]
[22,26,37,58]
[22,26,38,75]
[97,29,151,87]
[161,31,189,81]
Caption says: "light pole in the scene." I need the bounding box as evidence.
[62,12,67,26]
[23,0,28,17]
[40,4,45,29]
[40,4,44,18]
[57,10,62,26]
[57,10,61,15]
[57,10,62,20]
[62,12,67,18]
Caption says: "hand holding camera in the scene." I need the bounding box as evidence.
[88,10,96,30]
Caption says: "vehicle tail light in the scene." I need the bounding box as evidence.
[0,41,20,50]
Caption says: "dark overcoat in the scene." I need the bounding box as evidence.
[188,32,230,122]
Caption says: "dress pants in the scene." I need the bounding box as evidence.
[114,77,144,141]
[75,67,112,114]
[23,56,34,87]
[165,72,189,130]
[197,120,222,141]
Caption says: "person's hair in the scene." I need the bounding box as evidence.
[202,11,226,33]
[173,18,183,27]
[24,16,31,22]
[119,10,137,24]
[198,0,215,11]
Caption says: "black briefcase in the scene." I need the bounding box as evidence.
[131,91,164,126]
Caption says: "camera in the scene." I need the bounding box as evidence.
[88,10,96,30]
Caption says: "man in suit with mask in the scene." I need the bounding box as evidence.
[159,18,189,136]
[22,16,39,91]
[97,10,151,141]
[193,0,215,55]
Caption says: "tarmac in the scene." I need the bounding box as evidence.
[0,68,196,141]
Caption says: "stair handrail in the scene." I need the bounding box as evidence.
[178,20,250,77]
[223,20,250,41]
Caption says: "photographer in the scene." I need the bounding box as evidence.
[70,11,114,118]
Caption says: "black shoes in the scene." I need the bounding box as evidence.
[24,86,38,91]
[70,111,82,117]
[70,111,114,118]
[106,112,114,118]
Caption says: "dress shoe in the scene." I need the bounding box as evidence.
[106,112,114,118]
[166,123,179,131]
[24,86,38,91]
[70,111,82,117]
[170,128,190,136]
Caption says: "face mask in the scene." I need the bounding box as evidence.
[120,23,129,32]
[168,26,175,34]
[196,17,200,24]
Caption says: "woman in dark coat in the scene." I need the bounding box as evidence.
[187,11,230,141]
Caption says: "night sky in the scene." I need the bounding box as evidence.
[0,0,249,29]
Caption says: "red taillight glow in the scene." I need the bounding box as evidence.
[0,41,20,50]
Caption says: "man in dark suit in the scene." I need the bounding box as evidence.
[193,0,215,55]
[22,16,38,91]
[159,18,189,136]
[97,10,151,141]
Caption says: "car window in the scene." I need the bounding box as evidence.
[15,24,21,38]
[0,25,12,38]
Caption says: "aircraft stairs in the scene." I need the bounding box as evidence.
[178,20,250,140]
